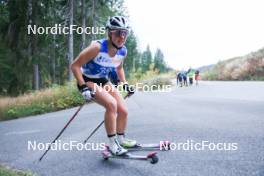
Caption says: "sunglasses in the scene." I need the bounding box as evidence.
[110,30,129,38]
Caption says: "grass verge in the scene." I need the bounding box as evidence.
[0,164,36,176]
[0,83,84,121]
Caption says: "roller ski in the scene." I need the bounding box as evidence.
[116,134,170,152]
[102,146,159,164]
[123,141,171,152]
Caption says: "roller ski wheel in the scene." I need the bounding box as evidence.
[102,148,159,164]
[147,152,159,164]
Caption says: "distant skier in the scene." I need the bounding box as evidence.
[195,70,200,86]
[183,72,188,86]
[176,72,184,87]
[187,67,195,86]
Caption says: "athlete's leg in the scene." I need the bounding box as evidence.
[86,81,117,135]
[87,81,128,154]
[103,82,137,147]
[102,82,128,134]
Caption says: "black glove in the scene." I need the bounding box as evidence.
[78,84,95,101]
[123,83,135,96]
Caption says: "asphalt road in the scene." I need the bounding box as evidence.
[0,81,263,176]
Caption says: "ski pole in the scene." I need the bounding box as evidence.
[83,94,130,144]
[39,103,85,162]
[83,119,105,144]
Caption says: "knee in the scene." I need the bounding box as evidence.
[118,106,128,118]
[106,99,117,113]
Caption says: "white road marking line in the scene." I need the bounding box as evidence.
[5,130,41,136]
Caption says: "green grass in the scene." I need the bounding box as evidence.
[202,70,264,81]
[0,83,85,121]
[128,70,175,85]
[0,165,35,176]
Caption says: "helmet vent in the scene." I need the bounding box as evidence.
[111,20,121,27]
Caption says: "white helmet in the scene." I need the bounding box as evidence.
[106,16,130,31]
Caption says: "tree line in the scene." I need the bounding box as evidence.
[0,0,169,96]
